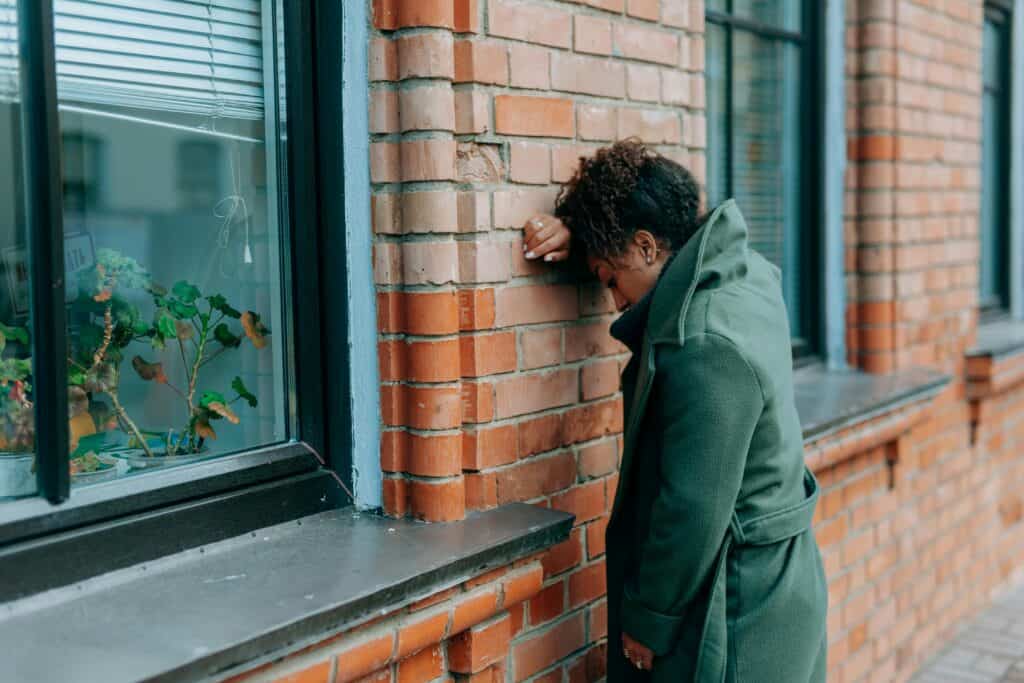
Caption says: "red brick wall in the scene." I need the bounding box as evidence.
[224,2,1024,682]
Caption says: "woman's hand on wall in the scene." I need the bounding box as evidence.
[622,632,654,671]
[523,215,571,262]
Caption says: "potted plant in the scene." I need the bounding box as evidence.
[0,323,35,498]
[123,280,267,465]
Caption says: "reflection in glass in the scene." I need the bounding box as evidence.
[52,0,288,486]
[0,0,38,499]
[730,0,802,32]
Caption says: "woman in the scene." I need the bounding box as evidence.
[523,141,827,683]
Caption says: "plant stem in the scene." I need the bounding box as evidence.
[180,315,211,453]
[108,385,154,458]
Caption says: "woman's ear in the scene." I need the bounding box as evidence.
[633,230,659,266]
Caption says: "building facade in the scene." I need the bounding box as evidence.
[1,1,1023,683]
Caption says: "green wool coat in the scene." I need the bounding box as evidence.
[604,200,828,683]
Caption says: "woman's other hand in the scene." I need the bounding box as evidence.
[622,632,654,671]
[523,214,571,262]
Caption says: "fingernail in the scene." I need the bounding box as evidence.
[522,243,528,252]
[544,254,554,262]
[525,251,535,259]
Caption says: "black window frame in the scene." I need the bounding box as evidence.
[705,1,824,365]
[0,0,352,548]
[979,0,1013,320]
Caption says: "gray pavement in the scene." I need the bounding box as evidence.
[912,582,1024,682]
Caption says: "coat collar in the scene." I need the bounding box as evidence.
[646,199,750,345]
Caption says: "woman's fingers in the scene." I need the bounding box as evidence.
[526,231,569,259]
[543,249,570,263]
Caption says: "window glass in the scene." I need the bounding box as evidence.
[0,0,38,500]
[980,11,1010,312]
[706,10,806,343]
[731,0,802,32]
[53,0,289,486]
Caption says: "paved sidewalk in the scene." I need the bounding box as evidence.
[913,582,1024,682]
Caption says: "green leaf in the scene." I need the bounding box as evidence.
[199,391,227,409]
[208,294,242,319]
[156,311,177,339]
[172,280,201,304]
[0,323,28,346]
[231,376,258,407]
[169,299,199,320]
[214,323,241,348]
[68,367,86,386]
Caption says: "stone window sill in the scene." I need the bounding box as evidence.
[795,364,950,472]
[966,318,1024,401]
[0,503,572,683]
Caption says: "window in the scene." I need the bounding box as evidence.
[705,1,818,355]
[0,0,351,532]
[980,1,1012,316]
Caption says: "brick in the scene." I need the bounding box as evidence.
[488,0,572,49]
[542,528,583,577]
[661,69,690,107]
[371,142,401,184]
[509,44,550,89]
[336,634,396,683]
[458,192,491,232]
[661,0,690,28]
[452,590,501,635]
[578,440,617,479]
[627,0,659,20]
[372,193,402,235]
[586,516,608,558]
[381,429,408,472]
[407,432,462,477]
[512,613,586,681]
[400,85,456,132]
[589,600,608,640]
[617,108,680,143]
[519,327,563,370]
[613,24,678,65]
[397,645,444,683]
[496,285,579,327]
[459,288,496,331]
[276,661,332,683]
[448,616,512,674]
[370,89,400,134]
[467,567,509,590]
[370,38,398,82]
[509,142,551,185]
[552,145,592,184]
[457,142,504,184]
[492,187,560,229]
[397,610,450,660]
[503,565,545,606]
[581,359,620,401]
[529,582,565,626]
[458,241,513,284]
[551,480,606,525]
[461,423,517,470]
[461,332,517,378]
[397,0,454,29]
[405,339,461,383]
[454,0,480,33]
[409,478,465,522]
[519,413,564,458]
[454,89,490,135]
[574,15,612,55]
[568,562,606,607]
[401,191,458,234]
[495,96,574,138]
[577,105,617,142]
[383,476,408,516]
[400,139,457,182]
[849,135,897,161]
[397,33,455,80]
[495,452,576,503]
[465,471,498,509]
[379,340,405,383]
[565,322,622,361]
[406,385,462,430]
[461,380,495,424]
[551,53,625,99]
[581,0,624,10]
[563,398,624,445]
[380,291,460,335]
[626,64,660,102]
[495,369,578,419]
[455,40,509,85]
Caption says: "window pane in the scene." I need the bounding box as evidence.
[58,0,289,487]
[0,1,39,500]
[979,15,1009,310]
[730,0,802,32]
[730,30,804,338]
[706,23,729,208]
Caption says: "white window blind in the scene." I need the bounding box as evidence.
[0,0,264,121]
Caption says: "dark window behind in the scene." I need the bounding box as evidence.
[706,1,813,352]
[980,2,1012,314]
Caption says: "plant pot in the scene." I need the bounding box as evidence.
[0,452,35,499]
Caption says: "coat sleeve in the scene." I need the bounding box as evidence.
[621,332,764,656]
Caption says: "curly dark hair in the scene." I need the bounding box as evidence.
[554,140,703,261]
